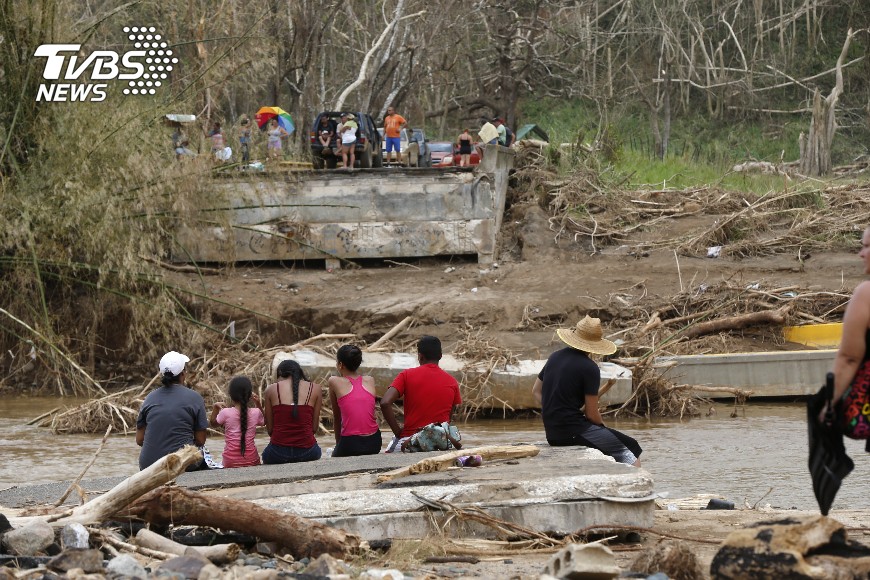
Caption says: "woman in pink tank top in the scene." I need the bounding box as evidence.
[327,344,382,457]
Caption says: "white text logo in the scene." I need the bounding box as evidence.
[34,26,176,102]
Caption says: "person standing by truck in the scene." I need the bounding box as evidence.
[340,113,358,169]
[383,106,407,165]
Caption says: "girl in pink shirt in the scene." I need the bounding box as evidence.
[327,345,382,457]
[210,376,265,468]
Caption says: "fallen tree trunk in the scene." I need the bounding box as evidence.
[124,486,358,559]
[679,306,790,340]
[13,445,202,527]
[377,444,540,483]
[135,529,239,564]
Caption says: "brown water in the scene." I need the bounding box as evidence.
[2,397,867,510]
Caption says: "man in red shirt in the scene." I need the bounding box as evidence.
[380,336,462,449]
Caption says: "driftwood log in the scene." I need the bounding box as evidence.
[368,316,414,350]
[124,486,358,559]
[679,306,790,340]
[377,444,540,483]
[12,445,202,527]
[134,529,239,564]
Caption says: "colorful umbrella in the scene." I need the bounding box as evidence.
[255,106,295,134]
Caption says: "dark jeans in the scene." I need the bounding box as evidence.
[548,425,642,465]
[332,431,382,457]
[262,442,321,464]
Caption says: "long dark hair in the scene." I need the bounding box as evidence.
[228,376,253,456]
[277,360,308,418]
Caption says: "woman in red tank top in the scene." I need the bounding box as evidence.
[327,344,382,457]
[262,359,322,464]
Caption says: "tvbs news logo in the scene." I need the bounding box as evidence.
[34,26,177,102]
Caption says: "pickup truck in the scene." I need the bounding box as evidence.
[378,127,431,167]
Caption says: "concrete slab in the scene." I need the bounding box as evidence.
[172,148,515,265]
[652,349,836,397]
[275,350,634,408]
[226,446,654,541]
[1,445,654,544]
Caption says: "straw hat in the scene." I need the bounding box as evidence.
[556,316,617,355]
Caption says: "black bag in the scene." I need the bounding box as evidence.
[807,372,853,515]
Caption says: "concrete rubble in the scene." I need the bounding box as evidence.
[1,442,656,579]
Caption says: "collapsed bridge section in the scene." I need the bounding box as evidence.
[172,145,514,267]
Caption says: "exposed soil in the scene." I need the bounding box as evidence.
[164,206,861,360]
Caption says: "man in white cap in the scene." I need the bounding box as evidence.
[532,316,642,466]
[136,351,209,470]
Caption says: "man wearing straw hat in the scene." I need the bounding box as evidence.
[532,316,642,466]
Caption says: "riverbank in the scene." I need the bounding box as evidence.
[4,398,869,510]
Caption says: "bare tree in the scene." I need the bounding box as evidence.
[799,29,855,176]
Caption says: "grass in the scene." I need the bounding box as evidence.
[617,150,792,194]
[519,96,870,194]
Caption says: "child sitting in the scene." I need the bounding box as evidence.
[210,376,265,468]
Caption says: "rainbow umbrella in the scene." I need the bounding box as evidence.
[255,106,295,134]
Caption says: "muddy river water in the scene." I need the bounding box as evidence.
[2,397,867,510]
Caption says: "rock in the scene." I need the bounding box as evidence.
[543,542,620,579]
[255,541,279,557]
[710,515,870,579]
[47,548,104,573]
[195,563,221,580]
[157,555,210,579]
[154,571,186,580]
[65,569,107,580]
[244,555,266,566]
[361,569,406,580]
[0,514,11,534]
[629,541,703,580]
[304,553,349,576]
[3,520,55,555]
[61,523,90,549]
[243,571,280,580]
[106,554,147,579]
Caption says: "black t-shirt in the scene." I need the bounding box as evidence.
[538,347,600,439]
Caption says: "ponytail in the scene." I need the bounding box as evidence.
[228,376,253,456]
[277,359,309,419]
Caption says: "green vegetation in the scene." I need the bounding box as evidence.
[520,96,869,194]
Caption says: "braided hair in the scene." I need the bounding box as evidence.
[228,376,253,456]
[277,359,308,419]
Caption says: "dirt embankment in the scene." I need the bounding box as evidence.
[163,149,870,365]
[165,200,863,362]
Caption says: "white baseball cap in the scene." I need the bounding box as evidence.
[159,351,190,376]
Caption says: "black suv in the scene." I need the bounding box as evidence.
[309,111,383,169]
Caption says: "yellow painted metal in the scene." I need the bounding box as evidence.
[783,323,843,348]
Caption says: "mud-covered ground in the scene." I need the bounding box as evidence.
[166,204,863,360]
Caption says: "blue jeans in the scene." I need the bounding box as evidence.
[262,442,321,464]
